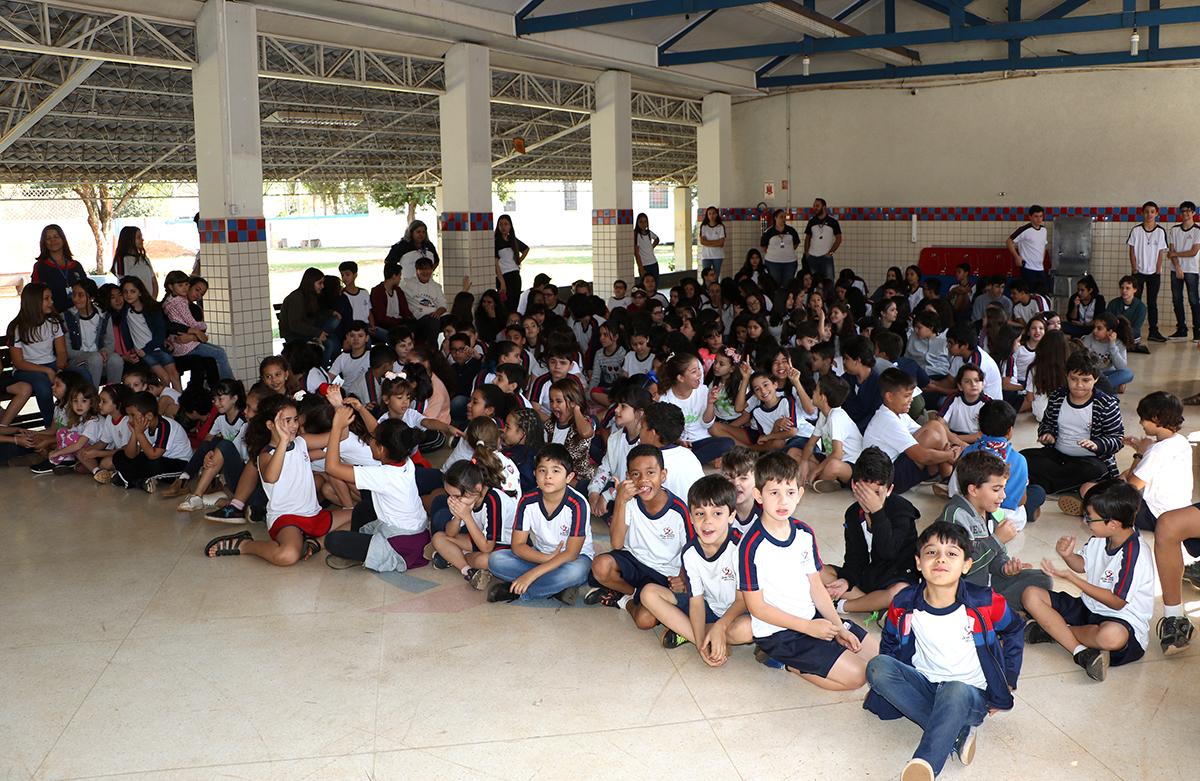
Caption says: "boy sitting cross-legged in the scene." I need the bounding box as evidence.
[862,368,961,495]
[864,521,1026,781]
[819,446,920,616]
[740,452,879,690]
[1021,479,1155,681]
[486,444,594,604]
[641,474,754,660]
[585,444,693,630]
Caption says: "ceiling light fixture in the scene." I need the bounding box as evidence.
[802,56,811,76]
[265,110,364,127]
[1130,28,1140,56]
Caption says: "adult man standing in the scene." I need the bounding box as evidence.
[1006,205,1048,294]
[1128,201,1169,343]
[803,197,842,283]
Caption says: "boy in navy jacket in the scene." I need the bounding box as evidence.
[864,521,1024,781]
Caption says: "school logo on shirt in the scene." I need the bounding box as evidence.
[560,522,570,537]
[961,617,974,643]
[721,566,735,582]
[1101,568,1117,585]
[662,527,676,540]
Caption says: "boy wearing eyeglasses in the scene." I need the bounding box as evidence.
[1020,479,1154,682]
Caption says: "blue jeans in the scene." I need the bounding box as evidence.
[1170,272,1200,335]
[187,342,234,380]
[701,256,723,277]
[13,363,56,426]
[805,254,835,283]
[765,260,797,289]
[1135,271,1162,334]
[1024,483,1046,521]
[487,550,593,600]
[1103,367,1134,387]
[140,348,175,368]
[866,654,988,775]
[321,315,342,363]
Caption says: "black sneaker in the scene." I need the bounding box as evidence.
[205,505,244,523]
[112,471,132,489]
[463,567,479,583]
[432,553,451,570]
[1157,615,1194,656]
[247,504,266,524]
[1183,562,1200,590]
[1131,343,1151,354]
[1168,329,1189,339]
[661,629,689,649]
[29,459,55,475]
[583,586,620,607]
[1148,331,1168,343]
[486,581,518,603]
[53,461,77,474]
[955,725,978,766]
[1024,620,1054,645]
[1074,648,1109,681]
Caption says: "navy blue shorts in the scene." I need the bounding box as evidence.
[589,548,669,596]
[1049,591,1145,666]
[674,591,720,624]
[892,453,928,495]
[755,620,869,678]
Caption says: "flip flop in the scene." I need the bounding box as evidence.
[205,530,252,557]
[325,553,362,570]
[300,537,321,562]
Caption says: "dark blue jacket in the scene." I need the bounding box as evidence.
[113,305,168,352]
[842,366,883,433]
[63,308,113,353]
[864,580,1024,718]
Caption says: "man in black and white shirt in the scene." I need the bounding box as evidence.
[1128,200,1170,343]
[1167,200,1200,341]
[1006,205,1048,294]
[803,197,842,283]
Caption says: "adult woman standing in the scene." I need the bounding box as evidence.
[385,220,440,280]
[699,206,726,277]
[111,226,158,299]
[30,224,87,313]
[759,209,801,289]
[494,214,529,312]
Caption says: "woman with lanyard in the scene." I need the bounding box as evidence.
[494,214,529,312]
[759,209,801,290]
[30,224,87,313]
[385,220,441,281]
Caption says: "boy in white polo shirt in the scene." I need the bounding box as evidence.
[1167,199,1200,340]
[641,474,753,659]
[107,391,193,490]
[1022,480,1155,681]
[1128,200,1169,342]
[863,369,961,496]
[740,452,878,691]
[486,444,594,604]
[585,444,693,630]
[1007,204,1049,294]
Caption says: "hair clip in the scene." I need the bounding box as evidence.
[383,371,398,381]
[476,440,486,448]
[643,370,658,388]
[293,391,306,401]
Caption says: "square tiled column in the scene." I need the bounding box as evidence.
[439,212,496,293]
[593,209,635,293]
[197,217,273,381]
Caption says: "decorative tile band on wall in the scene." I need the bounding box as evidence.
[198,217,267,244]
[592,208,634,225]
[439,212,494,232]
[700,206,1179,223]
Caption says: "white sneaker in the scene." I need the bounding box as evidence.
[176,494,206,512]
[200,491,225,508]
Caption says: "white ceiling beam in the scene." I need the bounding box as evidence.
[0,58,100,154]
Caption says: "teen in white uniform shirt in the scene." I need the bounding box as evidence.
[1128,201,1169,341]
[1007,205,1049,291]
[1167,199,1200,339]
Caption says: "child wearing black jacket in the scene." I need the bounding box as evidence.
[820,446,920,614]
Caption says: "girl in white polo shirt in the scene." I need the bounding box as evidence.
[204,395,352,565]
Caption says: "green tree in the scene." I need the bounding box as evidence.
[367,181,436,225]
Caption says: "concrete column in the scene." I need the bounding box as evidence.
[673,186,693,271]
[591,70,633,292]
[697,92,757,269]
[192,0,272,381]
[438,43,494,293]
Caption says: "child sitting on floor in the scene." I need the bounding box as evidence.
[430,458,518,591]
[639,401,705,503]
[862,368,960,495]
[934,363,989,444]
[797,373,863,493]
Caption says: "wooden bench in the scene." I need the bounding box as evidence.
[0,345,49,429]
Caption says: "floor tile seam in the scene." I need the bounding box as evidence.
[41,750,377,781]
[663,647,745,780]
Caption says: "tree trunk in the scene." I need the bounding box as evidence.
[71,181,142,274]
[406,200,416,225]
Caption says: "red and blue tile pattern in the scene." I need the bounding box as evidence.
[700,206,1177,222]
[439,212,494,232]
[592,208,634,225]
[198,218,267,244]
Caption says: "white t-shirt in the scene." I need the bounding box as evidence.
[260,436,321,527]
[699,224,726,261]
[910,604,988,689]
[463,487,518,547]
[749,397,795,437]
[663,386,713,443]
[1128,224,1168,274]
[74,309,101,351]
[621,491,692,577]
[331,350,371,401]
[398,247,436,280]
[732,503,762,537]
[661,444,705,502]
[607,295,629,312]
[1010,224,1048,271]
[209,412,245,446]
[514,486,594,559]
[738,518,823,638]
[1055,399,1093,458]
[14,320,63,365]
[1081,534,1155,650]
[1133,434,1194,517]
[149,416,193,461]
[682,532,740,617]
[354,460,425,535]
[1169,224,1200,275]
[344,289,371,323]
[99,414,131,449]
[940,394,986,436]
[947,348,1003,401]
[623,351,654,376]
[589,429,639,496]
[1012,343,1036,384]
[636,230,659,266]
[125,310,152,351]
[862,407,920,461]
[400,278,446,319]
[814,407,863,464]
[71,416,104,444]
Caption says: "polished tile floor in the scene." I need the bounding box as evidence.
[4,342,1200,781]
